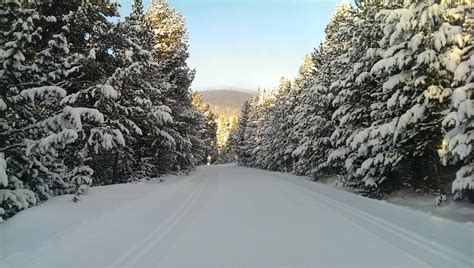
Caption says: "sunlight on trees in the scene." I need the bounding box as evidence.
[0,0,204,220]
[234,0,473,200]
[144,0,188,58]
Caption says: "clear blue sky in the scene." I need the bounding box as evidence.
[117,0,342,91]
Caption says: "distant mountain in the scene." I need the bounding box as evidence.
[199,89,254,116]
[199,86,255,94]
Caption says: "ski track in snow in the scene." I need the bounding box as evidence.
[1,164,473,267]
[271,176,471,267]
[112,175,211,267]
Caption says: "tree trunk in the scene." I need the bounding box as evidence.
[389,170,400,192]
[429,147,442,191]
[467,189,474,204]
[112,151,120,184]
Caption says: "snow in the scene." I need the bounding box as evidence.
[87,128,126,151]
[88,48,96,60]
[27,129,78,155]
[44,16,56,23]
[292,143,307,157]
[452,83,474,107]
[452,165,474,192]
[447,131,472,160]
[0,152,7,187]
[62,106,105,131]
[409,32,423,51]
[124,49,134,62]
[100,84,118,99]
[1,165,473,267]
[384,189,474,224]
[112,129,126,146]
[434,27,447,51]
[155,106,173,124]
[134,96,152,105]
[16,86,66,102]
[387,89,400,108]
[416,49,436,66]
[454,56,473,81]
[355,71,370,85]
[394,103,426,141]
[100,132,114,150]
[0,188,36,223]
[159,130,176,146]
[458,99,474,121]
[0,98,6,111]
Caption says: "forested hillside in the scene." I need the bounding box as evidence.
[0,0,214,221]
[201,89,254,116]
[234,0,473,202]
[195,89,254,163]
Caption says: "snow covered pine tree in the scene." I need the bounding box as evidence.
[0,0,208,220]
[0,0,119,219]
[234,0,474,202]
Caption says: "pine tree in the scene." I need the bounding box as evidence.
[291,2,354,177]
[0,1,45,220]
[56,0,130,197]
[327,0,389,192]
[235,101,251,165]
[0,0,119,218]
[192,92,218,165]
[258,78,295,171]
[232,0,472,202]
[438,2,473,199]
[348,0,471,196]
[0,0,209,220]
[216,129,238,164]
[243,91,268,167]
[144,0,199,173]
[88,0,164,184]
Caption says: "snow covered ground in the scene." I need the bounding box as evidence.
[322,176,474,224]
[1,164,473,267]
[385,190,474,224]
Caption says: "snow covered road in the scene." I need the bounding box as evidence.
[1,164,473,267]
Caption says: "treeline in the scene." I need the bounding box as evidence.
[235,0,473,200]
[192,92,219,164]
[192,91,240,164]
[0,0,213,221]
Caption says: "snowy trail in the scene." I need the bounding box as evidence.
[1,165,473,267]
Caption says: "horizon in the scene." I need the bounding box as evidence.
[118,0,342,91]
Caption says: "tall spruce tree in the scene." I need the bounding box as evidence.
[347,0,471,196]
[144,0,200,172]
[235,101,251,165]
[438,1,473,199]
[0,0,208,220]
[258,78,295,171]
[192,92,218,165]
[234,0,473,202]
[327,0,389,193]
[291,2,354,177]
[0,0,120,219]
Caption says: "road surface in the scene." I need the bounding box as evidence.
[2,164,473,267]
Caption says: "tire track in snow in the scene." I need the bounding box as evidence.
[110,176,208,267]
[273,176,473,267]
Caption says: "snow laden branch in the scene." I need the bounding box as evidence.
[1,0,210,221]
[233,1,473,202]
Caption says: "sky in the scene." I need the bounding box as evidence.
[117,0,342,91]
